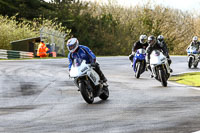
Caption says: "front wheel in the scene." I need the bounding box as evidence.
[99,86,109,100]
[188,57,193,68]
[135,62,141,78]
[159,69,167,87]
[79,81,94,104]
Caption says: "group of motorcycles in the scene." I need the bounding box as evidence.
[132,46,200,88]
[68,46,200,104]
[132,48,171,87]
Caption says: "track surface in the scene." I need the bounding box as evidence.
[0,56,200,133]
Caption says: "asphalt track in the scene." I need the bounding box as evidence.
[0,56,200,133]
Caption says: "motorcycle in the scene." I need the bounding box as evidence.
[150,50,171,87]
[69,58,109,104]
[187,46,200,68]
[132,48,146,78]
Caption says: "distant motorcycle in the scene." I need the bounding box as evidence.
[187,46,200,68]
[69,59,109,104]
[150,50,171,87]
[132,48,146,78]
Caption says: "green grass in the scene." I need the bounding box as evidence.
[169,72,200,87]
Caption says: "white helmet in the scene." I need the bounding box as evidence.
[139,35,147,44]
[157,35,164,42]
[66,38,79,53]
[192,36,198,43]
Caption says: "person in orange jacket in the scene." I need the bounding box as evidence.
[37,41,49,58]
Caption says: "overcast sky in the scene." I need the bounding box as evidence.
[44,0,200,11]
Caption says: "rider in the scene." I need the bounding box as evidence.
[146,35,172,75]
[129,35,148,65]
[187,36,200,55]
[157,35,172,66]
[67,38,107,82]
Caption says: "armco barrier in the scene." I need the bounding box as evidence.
[0,49,34,59]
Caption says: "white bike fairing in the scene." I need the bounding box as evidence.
[187,46,200,67]
[150,50,171,76]
[70,60,100,86]
[150,50,166,65]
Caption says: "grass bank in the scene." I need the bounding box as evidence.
[169,72,200,87]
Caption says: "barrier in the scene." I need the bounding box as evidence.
[0,49,34,59]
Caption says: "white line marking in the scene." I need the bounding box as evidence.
[192,130,200,133]
[169,81,200,91]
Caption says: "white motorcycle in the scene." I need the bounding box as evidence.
[187,46,200,68]
[69,59,109,104]
[150,50,171,87]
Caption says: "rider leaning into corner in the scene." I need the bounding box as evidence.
[67,38,107,82]
[186,36,200,59]
[146,35,173,75]
[129,35,148,66]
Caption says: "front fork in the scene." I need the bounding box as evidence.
[151,64,168,78]
[151,65,157,77]
[165,60,171,74]
[74,76,91,90]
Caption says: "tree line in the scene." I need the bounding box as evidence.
[0,0,199,55]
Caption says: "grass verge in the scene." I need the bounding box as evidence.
[169,72,200,87]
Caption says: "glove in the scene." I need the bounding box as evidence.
[91,62,96,67]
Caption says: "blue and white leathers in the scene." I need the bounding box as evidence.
[68,45,96,70]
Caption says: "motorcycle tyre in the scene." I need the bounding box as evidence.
[188,57,192,68]
[159,69,167,87]
[80,81,94,104]
[135,62,141,79]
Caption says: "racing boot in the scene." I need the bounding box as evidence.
[93,63,107,82]
[169,68,173,73]
[129,54,134,67]
[100,74,107,82]
[130,62,133,67]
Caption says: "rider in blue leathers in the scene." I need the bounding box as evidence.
[67,38,107,82]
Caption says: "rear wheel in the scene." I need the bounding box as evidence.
[135,62,141,78]
[194,62,198,68]
[99,86,109,100]
[79,81,94,104]
[159,68,167,87]
[188,57,193,68]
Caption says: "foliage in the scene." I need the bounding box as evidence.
[169,72,200,86]
[0,0,200,55]
[0,15,70,50]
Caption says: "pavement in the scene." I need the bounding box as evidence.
[0,56,200,133]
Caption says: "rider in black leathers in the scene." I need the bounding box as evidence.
[157,35,172,65]
[129,35,148,65]
[146,35,172,75]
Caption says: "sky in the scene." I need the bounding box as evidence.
[44,0,200,12]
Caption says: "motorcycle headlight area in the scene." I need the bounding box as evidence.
[155,51,160,56]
